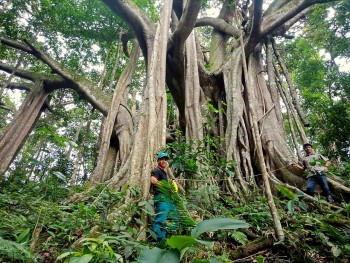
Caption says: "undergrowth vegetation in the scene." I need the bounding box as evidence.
[1,176,349,262]
[0,137,349,262]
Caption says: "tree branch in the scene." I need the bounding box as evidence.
[264,0,290,15]
[0,37,32,54]
[271,7,311,37]
[171,0,202,56]
[101,0,155,61]
[1,37,110,114]
[0,103,13,112]
[24,40,110,113]
[251,0,263,37]
[0,62,40,82]
[261,0,338,38]
[0,82,32,92]
[195,17,240,38]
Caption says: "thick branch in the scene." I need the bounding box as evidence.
[0,101,13,111]
[0,62,40,82]
[230,236,274,260]
[0,37,33,54]
[0,64,108,115]
[271,8,311,37]
[1,37,111,113]
[101,0,155,60]
[171,0,202,56]
[251,0,263,37]
[207,0,236,72]
[265,0,290,14]
[0,82,32,92]
[261,0,338,38]
[195,17,240,38]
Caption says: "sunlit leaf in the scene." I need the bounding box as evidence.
[166,235,197,251]
[191,218,249,238]
[278,186,296,200]
[139,247,180,263]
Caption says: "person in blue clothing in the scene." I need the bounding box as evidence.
[150,152,179,241]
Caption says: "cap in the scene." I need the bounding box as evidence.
[157,152,169,160]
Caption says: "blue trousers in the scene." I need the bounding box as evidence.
[306,172,332,199]
[152,194,179,241]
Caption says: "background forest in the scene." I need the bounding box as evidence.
[0,0,349,262]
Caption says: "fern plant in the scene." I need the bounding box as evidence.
[157,180,196,230]
[0,237,36,262]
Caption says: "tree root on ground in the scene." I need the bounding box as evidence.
[229,236,274,260]
[269,177,343,210]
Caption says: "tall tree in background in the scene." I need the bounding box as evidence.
[1,0,349,241]
[283,1,350,160]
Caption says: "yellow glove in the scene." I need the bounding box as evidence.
[172,180,178,192]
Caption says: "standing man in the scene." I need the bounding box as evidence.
[294,143,334,203]
[151,152,179,242]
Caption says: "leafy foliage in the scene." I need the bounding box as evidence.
[0,171,349,262]
[191,218,249,239]
[0,237,36,262]
[278,186,307,214]
[282,1,350,160]
[57,235,135,262]
[139,217,249,263]
[156,180,196,229]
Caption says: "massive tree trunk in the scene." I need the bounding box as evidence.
[0,83,48,175]
[90,42,140,183]
[107,1,173,198]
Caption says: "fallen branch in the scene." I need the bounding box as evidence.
[230,236,274,260]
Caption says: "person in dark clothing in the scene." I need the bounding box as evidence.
[293,143,334,203]
[150,152,179,241]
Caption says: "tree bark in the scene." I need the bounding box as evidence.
[185,31,203,141]
[90,42,140,183]
[0,83,49,175]
[108,1,173,199]
[272,39,309,127]
[242,41,284,241]
[230,236,274,260]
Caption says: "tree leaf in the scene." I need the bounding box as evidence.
[193,259,222,263]
[144,202,155,215]
[195,239,213,249]
[53,171,67,181]
[191,218,249,238]
[287,200,295,214]
[298,200,308,211]
[231,231,248,245]
[139,247,180,263]
[77,254,93,263]
[56,251,76,260]
[16,228,31,243]
[257,255,265,263]
[166,235,197,251]
[278,186,297,200]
